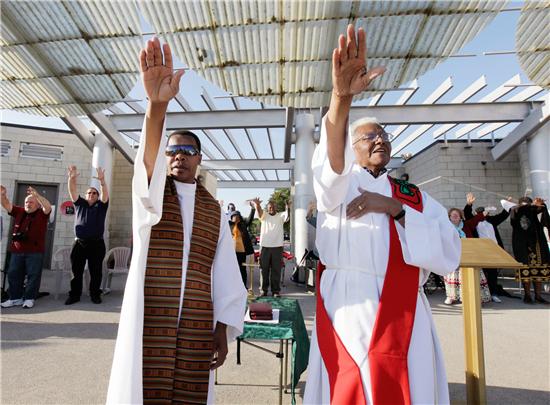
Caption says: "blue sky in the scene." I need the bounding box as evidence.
[1,1,544,215]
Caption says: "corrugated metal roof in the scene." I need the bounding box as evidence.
[516,0,550,89]
[0,0,511,115]
[139,0,507,108]
[0,0,143,117]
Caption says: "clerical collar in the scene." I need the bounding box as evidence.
[363,167,387,178]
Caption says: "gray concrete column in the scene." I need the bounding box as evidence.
[293,113,315,265]
[91,131,114,244]
[526,120,550,201]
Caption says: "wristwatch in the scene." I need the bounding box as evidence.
[392,208,406,221]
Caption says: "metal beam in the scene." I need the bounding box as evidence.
[88,112,137,164]
[392,75,487,155]
[283,107,295,163]
[455,81,542,138]
[110,102,539,132]
[61,117,95,152]
[202,159,294,170]
[492,98,549,160]
[217,181,291,188]
[433,75,489,138]
[391,77,453,139]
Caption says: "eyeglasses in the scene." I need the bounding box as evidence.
[352,131,393,145]
[165,144,201,157]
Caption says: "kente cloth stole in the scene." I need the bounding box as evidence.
[142,177,221,404]
[316,177,423,405]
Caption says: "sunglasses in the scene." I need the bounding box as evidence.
[165,144,201,157]
[86,191,98,195]
[352,131,393,145]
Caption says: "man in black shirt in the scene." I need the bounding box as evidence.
[65,165,109,305]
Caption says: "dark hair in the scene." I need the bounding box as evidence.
[167,130,201,153]
[400,173,409,182]
[518,196,532,205]
[475,206,485,214]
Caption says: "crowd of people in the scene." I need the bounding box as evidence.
[443,192,550,306]
[1,23,549,405]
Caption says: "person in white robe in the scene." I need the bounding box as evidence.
[303,24,461,405]
[106,37,247,404]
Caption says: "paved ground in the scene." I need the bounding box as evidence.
[1,269,549,405]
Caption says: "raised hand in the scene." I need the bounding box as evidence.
[140,37,184,103]
[1,185,7,197]
[27,186,38,197]
[466,192,476,205]
[68,165,79,180]
[332,24,385,97]
[96,167,106,183]
[251,197,262,207]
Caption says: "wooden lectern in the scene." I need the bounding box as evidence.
[459,238,526,405]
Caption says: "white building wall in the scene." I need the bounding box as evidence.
[0,124,93,268]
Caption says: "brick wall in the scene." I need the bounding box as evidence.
[402,139,523,253]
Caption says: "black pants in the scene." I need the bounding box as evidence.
[483,268,498,296]
[236,252,247,287]
[69,238,105,298]
[260,247,283,294]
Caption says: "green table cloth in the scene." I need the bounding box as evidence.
[239,297,310,404]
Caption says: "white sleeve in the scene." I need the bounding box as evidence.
[212,210,247,342]
[395,191,461,276]
[312,114,355,213]
[132,120,168,226]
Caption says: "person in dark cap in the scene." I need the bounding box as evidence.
[229,203,256,286]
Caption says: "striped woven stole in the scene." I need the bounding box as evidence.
[143,177,221,404]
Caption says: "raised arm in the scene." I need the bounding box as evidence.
[140,37,184,180]
[27,187,52,215]
[0,185,13,214]
[245,201,256,226]
[67,165,79,202]
[464,192,475,220]
[327,24,385,174]
[252,198,263,219]
[282,200,291,223]
[96,167,109,203]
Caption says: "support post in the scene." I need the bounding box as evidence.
[293,113,315,278]
[461,267,487,405]
[91,131,114,246]
[526,121,550,202]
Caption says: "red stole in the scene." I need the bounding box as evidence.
[316,177,423,405]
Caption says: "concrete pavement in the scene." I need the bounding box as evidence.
[1,269,548,404]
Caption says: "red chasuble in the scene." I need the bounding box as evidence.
[316,177,423,405]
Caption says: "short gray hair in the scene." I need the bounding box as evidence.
[349,117,382,139]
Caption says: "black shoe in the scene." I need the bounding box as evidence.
[535,296,550,304]
[523,295,534,304]
[65,296,80,305]
[272,293,281,298]
[261,291,268,297]
[91,296,102,304]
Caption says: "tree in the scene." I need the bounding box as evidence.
[268,188,290,212]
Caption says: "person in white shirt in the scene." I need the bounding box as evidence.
[251,198,290,297]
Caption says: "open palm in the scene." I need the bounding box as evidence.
[140,37,184,103]
[332,25,385,97]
